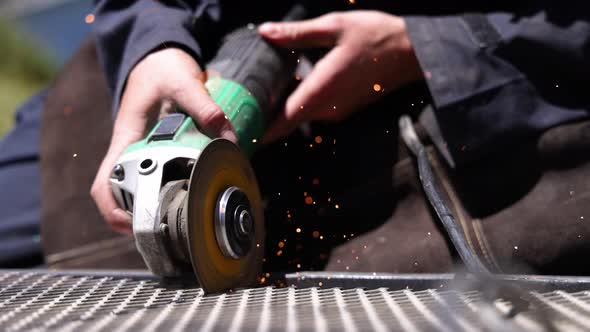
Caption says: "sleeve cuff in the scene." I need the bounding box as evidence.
[112,23,203,114]
[404,15,525,166]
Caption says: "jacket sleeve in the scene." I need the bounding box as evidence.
[92,0,220,112]
[404,5,590,167]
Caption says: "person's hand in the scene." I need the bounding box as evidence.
[91,47,236,234]
[258,11,423,142]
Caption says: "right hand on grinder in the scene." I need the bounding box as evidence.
[91,47,237,234]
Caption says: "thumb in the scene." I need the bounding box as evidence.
[170,77,237,143]
[258,13,343,48]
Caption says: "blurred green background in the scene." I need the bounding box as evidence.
[0,19,57,136]
[0,0,92,137]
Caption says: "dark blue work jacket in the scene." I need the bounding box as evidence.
[92,0,590,167]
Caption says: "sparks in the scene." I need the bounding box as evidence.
[85,14,95,24]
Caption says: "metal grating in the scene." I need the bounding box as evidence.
[1,271,590,331]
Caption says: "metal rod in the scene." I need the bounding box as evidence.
[399,115,491,275]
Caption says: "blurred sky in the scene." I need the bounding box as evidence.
[0,0,93,66]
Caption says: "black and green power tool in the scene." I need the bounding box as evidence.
[110,8,304,293]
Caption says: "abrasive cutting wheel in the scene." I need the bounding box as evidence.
[186,139,265,293]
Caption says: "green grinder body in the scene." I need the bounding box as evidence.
[124,23,297,157]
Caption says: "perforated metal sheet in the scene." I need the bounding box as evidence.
[1,271,590,331]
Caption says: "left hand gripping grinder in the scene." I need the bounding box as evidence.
[110,10,302,293]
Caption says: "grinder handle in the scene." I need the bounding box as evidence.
[204,5,307,154]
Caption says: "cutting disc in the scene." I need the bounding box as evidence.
[186,139,264,293]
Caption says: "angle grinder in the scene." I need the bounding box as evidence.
[110,8,304,293]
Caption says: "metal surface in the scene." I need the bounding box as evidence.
[289,272,590,293]
[3,270,590,331]
[187,139,264,293]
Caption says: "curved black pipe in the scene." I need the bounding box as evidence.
[399,116,491,276]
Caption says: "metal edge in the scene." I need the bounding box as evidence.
[287,271,590,292]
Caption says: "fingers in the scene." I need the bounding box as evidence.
[262,112,297,144]
[287,46,350,118]
[168,78,237,143]
[91,78,159,234]
[263,46,354,143]
[258,13,343,48]
[91,149,133,235]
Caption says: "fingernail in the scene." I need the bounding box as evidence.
[258,23,279,37]
[113,208,131,224]
[221,128,238,143]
